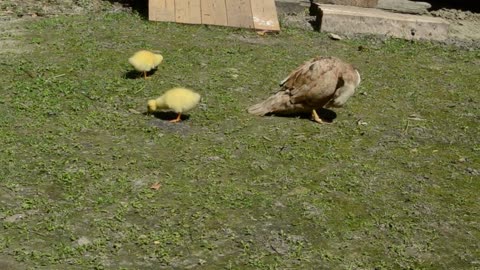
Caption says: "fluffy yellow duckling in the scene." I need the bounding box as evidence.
[128,50,163,79]
[147,87,201,123]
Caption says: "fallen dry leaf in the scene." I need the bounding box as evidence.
[129,108,141,114]
[256,30,269,36]
[328,33,343,40]
[357,119,368,126]
[150,182,161,190]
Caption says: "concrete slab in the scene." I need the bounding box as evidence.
[316,4,450,41]
[315,0,378,8]
[377,0,431,15]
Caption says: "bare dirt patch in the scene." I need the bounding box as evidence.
[429,8,480,44]
[0,0,131,54]
[0,0,128,17]
[0,18,31,54]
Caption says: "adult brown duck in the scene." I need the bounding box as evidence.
[248,56,361,123]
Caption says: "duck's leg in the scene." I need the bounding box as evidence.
[169,113,182,123]
[143,71,148,79]
[311,109,324,124]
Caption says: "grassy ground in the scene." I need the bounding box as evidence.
[0,8,479,270]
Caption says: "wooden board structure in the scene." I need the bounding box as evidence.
[149,0,280,31]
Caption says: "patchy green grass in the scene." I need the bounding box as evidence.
[0,10,479,270]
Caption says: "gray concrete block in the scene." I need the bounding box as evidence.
[377,0,431,15]
[317,4,449,41]
[316,0,378,8]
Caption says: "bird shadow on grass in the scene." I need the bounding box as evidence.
[125,69,158,80]
[143,111,191,122]
[146,112,191,135]
[268,108,337,123]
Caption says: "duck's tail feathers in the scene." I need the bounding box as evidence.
[247,102,271,116]
[247,92,290,116]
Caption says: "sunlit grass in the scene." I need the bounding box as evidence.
[0,9,479,270]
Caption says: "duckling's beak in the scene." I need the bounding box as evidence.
[147,108,155,115]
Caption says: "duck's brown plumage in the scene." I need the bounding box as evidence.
[248,56,361,119]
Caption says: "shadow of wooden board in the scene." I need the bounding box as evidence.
[148,0,280,31]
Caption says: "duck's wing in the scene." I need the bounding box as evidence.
[281,57,342,107]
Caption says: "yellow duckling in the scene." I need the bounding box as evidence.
[147,87,201,123]
[128,50,163,79]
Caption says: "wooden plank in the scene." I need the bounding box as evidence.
[250,0,280,31]
[201,0,228,26]
[175,0,202,24]
[148,0,280,31]
[225,0,253,28]
[148,0,175,22]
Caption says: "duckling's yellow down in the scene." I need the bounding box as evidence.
[148,87,201,122]
[128,50,163,78]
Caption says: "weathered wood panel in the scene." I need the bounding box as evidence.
[201,0,228,26]
[149,0,280,31]
[175,0,202,24]
[225,0,253,28]
[149,0,175,22]
[251,0,280,31]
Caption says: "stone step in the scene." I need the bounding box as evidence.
[316,4,449,41]
[315,0,378,8]
[377,0,431,15]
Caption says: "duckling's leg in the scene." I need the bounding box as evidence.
[311,109,324,124]
[169,113,182,123]
[143,71,147,79]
